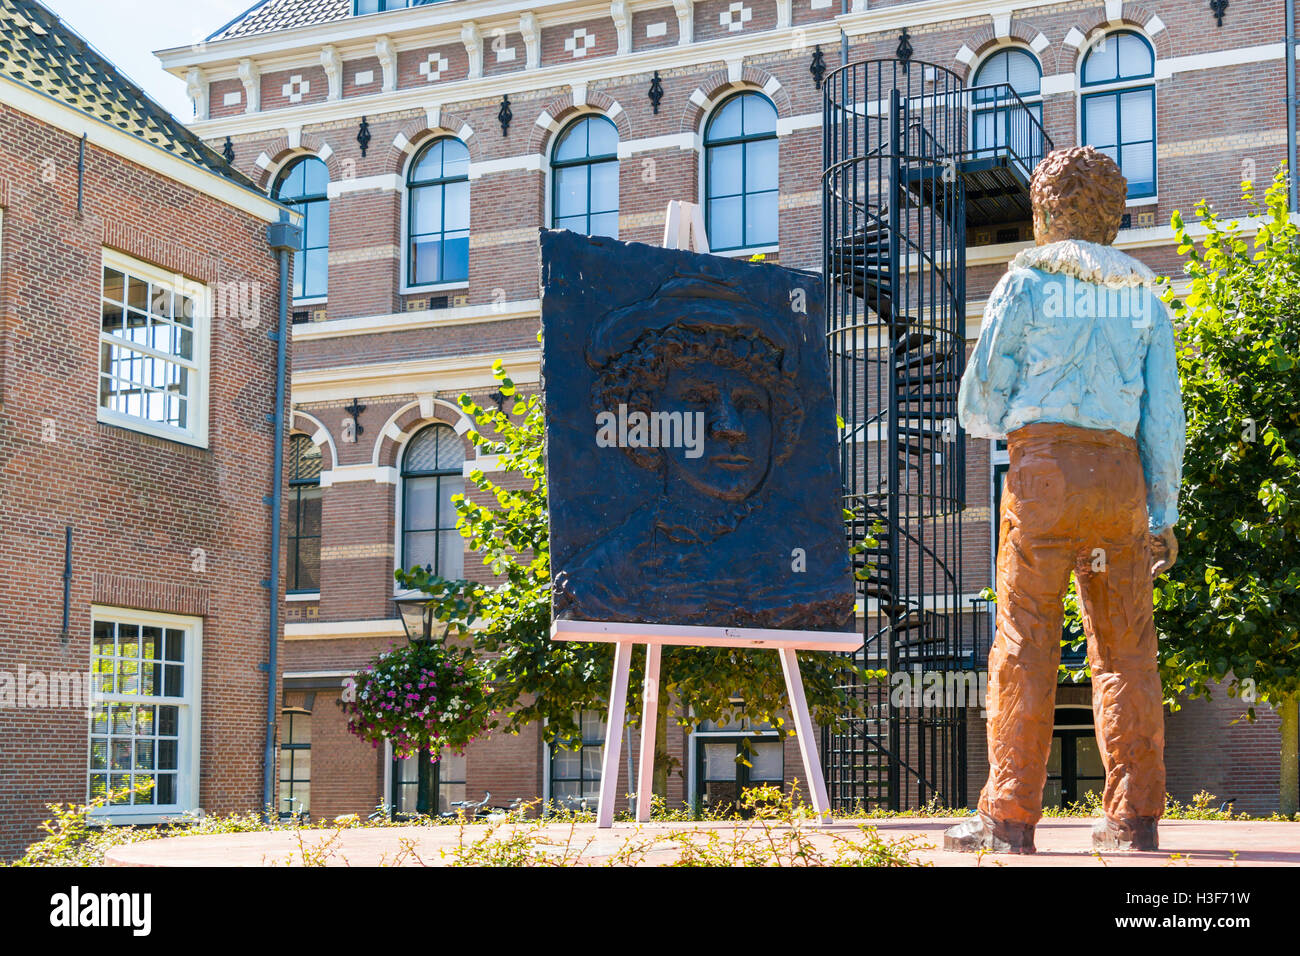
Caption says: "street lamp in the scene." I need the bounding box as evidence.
[393,569,438,819]
[394,592,436,644]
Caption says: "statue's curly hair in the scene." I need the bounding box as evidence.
[1030,146,1128,245]
[591,323,804,473]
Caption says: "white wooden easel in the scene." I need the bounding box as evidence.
[662,199,710,254]
[551,620,862,827]
[551,202,858,827]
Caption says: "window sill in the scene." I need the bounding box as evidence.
[88,807,196,826]
[400,280,469,297]
[97,409,207,450]
[293,296,328,307]
[286,591,321,602]
[712,245,779,260]
[1126,196,1159,207]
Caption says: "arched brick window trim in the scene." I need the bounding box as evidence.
[955,24,1060,79]
[1067,6,1174,70]
[255,136,341,192]
[528,91,633,156]
[678,67,792,137]
[290,410,336,472]
[373,399,475,470]
[386,111,481,177]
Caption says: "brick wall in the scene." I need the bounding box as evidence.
[0,102,284,856]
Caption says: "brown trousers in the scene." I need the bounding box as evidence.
[978,422,1165,827]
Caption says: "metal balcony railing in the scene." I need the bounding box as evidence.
[963,82,1051,178]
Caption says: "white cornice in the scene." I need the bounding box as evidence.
[292,298,540,339]
[0,74,287,223]
[292,347,540,403]
[161,0,624,71]
[834,0,1061,39]
[162,0,1062,76]
[184,21,842,138]
[180,11,1291,142]
[285,619,405,640]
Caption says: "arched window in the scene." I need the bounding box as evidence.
[971,48,1043,165]
[704,92,778,252]
[272,156,329,300]
[1081,31,1156,199]
[400,424,465,577]
[551,115,620,238]
[407,138,470,287]
[288,434,322,593]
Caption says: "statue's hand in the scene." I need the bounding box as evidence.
[1149,527,1178,577]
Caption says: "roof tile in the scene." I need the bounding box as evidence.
[0,0,254,187]
[209,0,352,42]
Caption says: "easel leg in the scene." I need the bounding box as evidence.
[636,643,661,823]
[597,640,634,828]
[779,647,832,824]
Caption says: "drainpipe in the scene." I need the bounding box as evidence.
[839,0,847,66]
[263,212,302,817]
[1288,0,1298,210]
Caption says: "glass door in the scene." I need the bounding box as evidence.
[1044,728,1106,808]
[391,749,466,817]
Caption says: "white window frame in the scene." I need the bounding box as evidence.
[698,89,781,259]
[686,724,783,809]
[383,739,468,816]
[98,249,211,448]
[547,112,621,240]
[543,709,607,810]
[400,136,472,296]
[270,154,331,306]
[1076,30,1158,202]
[88,605,203,825]
[392,421,467,592]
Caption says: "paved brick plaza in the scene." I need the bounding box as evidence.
[104,818,1300,867]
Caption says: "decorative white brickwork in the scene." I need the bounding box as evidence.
[418,52,449,81]
[281,74,310,103]
[564,27,596,58]
[720,2,752,32]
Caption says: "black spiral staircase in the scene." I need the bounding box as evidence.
[821,59,1051,811]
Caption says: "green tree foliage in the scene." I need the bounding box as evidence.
[395,359,865,786]
[1158,169,1300,811]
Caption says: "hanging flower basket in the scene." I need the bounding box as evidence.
[341,641,493,760]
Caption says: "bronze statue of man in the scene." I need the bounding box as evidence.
[947,146,1185,853]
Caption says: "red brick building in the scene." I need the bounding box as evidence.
[0,0,290,856]
[158,0,1293,820]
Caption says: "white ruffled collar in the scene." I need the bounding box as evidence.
[1011,239,1158,288]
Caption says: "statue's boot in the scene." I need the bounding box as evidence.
[1092,814,1159,851]
[943,812,1036,854]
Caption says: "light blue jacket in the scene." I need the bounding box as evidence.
[958,240,1185,534]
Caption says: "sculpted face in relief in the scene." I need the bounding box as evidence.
[541,231,855,632]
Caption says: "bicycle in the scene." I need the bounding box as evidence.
[440,792,527,821]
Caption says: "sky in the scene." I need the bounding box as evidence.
[41,0,256,121]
